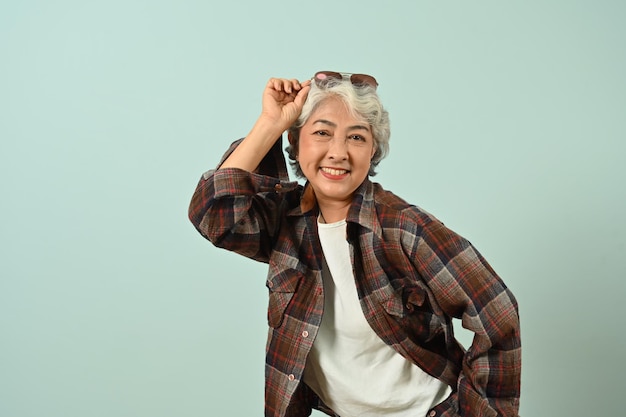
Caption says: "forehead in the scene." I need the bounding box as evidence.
[306,97,367,125]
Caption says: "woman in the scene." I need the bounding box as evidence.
[189,72,521,417]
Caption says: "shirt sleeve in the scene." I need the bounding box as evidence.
[405,215,521,416]
[188,137,299,263]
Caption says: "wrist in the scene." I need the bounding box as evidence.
[249,116,288,144]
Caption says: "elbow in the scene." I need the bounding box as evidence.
[190,209,229,245]
[188,196,224,244]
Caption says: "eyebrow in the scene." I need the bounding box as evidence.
[312,119,371,131]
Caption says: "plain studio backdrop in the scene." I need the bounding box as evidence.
[1,1,624,416]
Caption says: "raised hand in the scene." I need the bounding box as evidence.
[219,77,310,172]
[260,78,311,132]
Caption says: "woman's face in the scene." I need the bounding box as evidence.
[297,97,376,209]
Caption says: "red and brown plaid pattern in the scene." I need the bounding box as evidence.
[189,138,521,417]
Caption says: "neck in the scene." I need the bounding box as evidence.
[317,201,350,224]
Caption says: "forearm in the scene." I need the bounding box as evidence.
[219,116,285,172]
[407,219,521,415]
[219,77,310,172]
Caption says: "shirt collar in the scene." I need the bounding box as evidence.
[346,178,382,238]
[289,178,382,238]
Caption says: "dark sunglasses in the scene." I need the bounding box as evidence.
[313,71,378,90]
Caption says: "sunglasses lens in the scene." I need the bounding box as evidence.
[350,74,378,88]
[313,71,378,90]
[315,71,343,82]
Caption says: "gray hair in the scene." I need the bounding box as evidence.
[286,77,390,177]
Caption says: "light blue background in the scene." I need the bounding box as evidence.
[2,1,624,416]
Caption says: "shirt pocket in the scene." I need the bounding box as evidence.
[266,261,304,328]
[380,282,444,343]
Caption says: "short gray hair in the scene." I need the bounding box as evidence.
[286,78,390,177]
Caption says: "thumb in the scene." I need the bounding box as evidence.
[293,83,311,110]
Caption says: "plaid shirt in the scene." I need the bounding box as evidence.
[189,138,521,417]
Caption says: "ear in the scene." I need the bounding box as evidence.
[288,131,295,145]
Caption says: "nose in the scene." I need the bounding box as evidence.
[327,138,348,160]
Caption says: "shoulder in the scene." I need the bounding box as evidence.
[371,182,439,230]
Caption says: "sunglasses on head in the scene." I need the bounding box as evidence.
[313,71,378,90]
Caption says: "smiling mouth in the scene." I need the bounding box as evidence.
[320,167,349,176]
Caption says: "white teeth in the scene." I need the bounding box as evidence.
[321,167,348,176]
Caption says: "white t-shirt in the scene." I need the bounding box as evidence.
[303,219,451,417]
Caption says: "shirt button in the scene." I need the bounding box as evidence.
[428,411,436,417]
[288,374,295,381]
[268,281,274,289]
[301,330,309,338]
[274,183,283,191]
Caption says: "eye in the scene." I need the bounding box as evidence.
[314,130,331,137]
[349,134,366,142]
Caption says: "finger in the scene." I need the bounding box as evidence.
[267,78,286,93]
[266,77,278,89]
[293,83,311,108]
[282,78,300,94]
[267,77,306,93]
[289,78,303,92]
